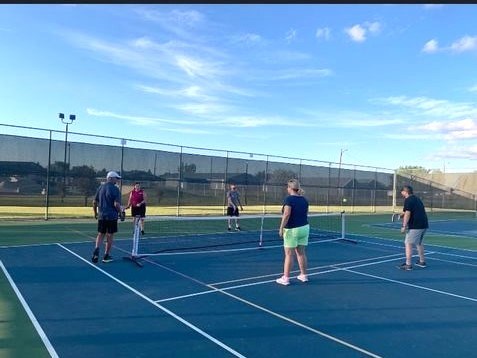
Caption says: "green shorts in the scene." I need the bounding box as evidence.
[283,224,310,248]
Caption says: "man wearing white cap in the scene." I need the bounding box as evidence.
[92,171,124,263]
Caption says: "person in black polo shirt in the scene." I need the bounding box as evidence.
[397,185,429,271]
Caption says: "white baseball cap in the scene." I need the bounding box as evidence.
[106,171,121,179]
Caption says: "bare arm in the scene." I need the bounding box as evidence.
[401,210,411,233]
[279,205,291,237]
[93,199,98,219]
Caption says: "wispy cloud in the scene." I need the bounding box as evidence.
[265,68,333,81]
[469,85,477,93]
[86,108,195,126]
[375,95,477,119]
[422,39,439,53]
[416,118,477,140]
[285,28,297,43]
[423,4,444,9]
[316,27,331,41]
[427,144,477,161]
[230,33,264,46]
[450,35,477,52]
[345,21,381,43]
[135,8,206,40]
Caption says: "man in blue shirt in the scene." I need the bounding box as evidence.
[92,171,124,263]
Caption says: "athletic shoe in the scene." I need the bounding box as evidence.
[235,226,241,231]
[397,263,412,271]
[102,254,113,263]
[227,227,232,232]
[297,274,309,282]
[415,261,427,268]
[276,276,290,286]
[91,248,99,263]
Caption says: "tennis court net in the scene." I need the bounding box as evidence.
[124,212,347,260]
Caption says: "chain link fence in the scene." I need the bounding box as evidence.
[0,124,475,218]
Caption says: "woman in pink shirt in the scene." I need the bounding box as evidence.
[126,182,148,235]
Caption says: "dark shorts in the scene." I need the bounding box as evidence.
[97,219,118,234]
[131,205,146,218]
[227,206,240,217]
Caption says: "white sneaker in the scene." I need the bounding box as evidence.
[297,274,309,282]
[276,276,290,286]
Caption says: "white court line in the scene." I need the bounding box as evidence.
[57,244,246,358]
[209,252,405,286]
[0,260,59,358]
[335,266,477,303]
[144,257,381,358]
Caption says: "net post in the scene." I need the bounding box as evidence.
[338,211,357,244]
[123,215,144,267]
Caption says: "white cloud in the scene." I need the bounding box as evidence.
[422,39,439,53]
[266,68,333,81]
[86,108,195,126]
[416,118,477,140]
[422,36,477,54]
[423,4,444,9]
[375,96,477,119]
[345,24,366,42]
[345,21,381,43]
[136,9,205,39]
[232,33,263,45]
[315,27,331,41]
[285,28,297,43]
[428,144,477,161]
[365,21,381,34]
[469,85,477,93]
[450,35,477,53]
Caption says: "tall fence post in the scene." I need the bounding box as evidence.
[392,170,397,213]
[44,131,52,220]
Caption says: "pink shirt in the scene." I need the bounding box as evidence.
[130,189,145,206]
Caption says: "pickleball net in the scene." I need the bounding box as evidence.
[124,211,348,261]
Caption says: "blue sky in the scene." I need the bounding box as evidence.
[1,4,477,172]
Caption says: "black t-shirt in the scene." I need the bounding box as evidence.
[403,195,429,229]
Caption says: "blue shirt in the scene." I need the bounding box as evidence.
[282,195,309,229]
[227,190,241,207]
[94,182,121,220]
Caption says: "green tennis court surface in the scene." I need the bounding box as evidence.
[1,213,477,357]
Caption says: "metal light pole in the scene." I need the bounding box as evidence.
[59,113,76,202]
[337,148,348,206]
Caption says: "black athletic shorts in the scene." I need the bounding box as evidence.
[227,206,240,217]
[97,219,118,234]
[131,205,146,218]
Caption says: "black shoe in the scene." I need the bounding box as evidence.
[141,230,145,235]
[415,261,426,268]
[92,248,99,263]
[102,254,113,263]
[235,227,241,231]
[397,263,412,271]
[227,227,232,232]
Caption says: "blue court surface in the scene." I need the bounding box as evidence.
[373,218,477,239]
[1,231,477,358]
